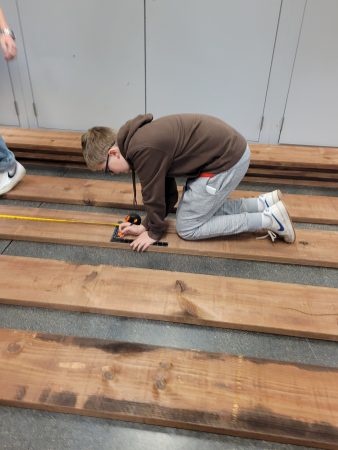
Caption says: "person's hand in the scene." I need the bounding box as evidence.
[130,230,156,252]
[0,35,16,60]
[119,222,146,237]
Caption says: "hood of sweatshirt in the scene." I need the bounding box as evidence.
[117,113,153,160]
[117,113,153,208]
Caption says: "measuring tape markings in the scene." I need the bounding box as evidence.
[0,214,169,247]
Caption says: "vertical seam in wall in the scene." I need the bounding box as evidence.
[6,61,18,123]
[144,0,147,113]
[15,0,37,127]
[278,0,307,142]
[258,0,283,142]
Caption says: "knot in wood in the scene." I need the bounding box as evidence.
[175,280,186,293]
[102,369,114,381]
[155,377,167,390]
[7,342,22,354]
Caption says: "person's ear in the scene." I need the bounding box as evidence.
[108,146,120,159]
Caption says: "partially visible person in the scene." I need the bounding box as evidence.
[0,6,25,195]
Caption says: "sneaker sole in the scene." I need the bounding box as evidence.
[0,164,26,195]
[275,200,296,243]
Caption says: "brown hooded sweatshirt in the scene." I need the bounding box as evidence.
[117,113,247,240]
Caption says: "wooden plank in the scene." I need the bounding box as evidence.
[247,167,338,180]
[244,175,338,189]
[1,328,338,448]
[0,205,337,268]
[1,126,338,169]
[1,255,338,340]
[13,150,85,162]
[16,158,87,170]
[0,126,82,153]
[15,152,338,184]
[4,175,338,225]
[14,150,338,179]
[250,144,338,170]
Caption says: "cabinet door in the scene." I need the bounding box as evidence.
[146,0,281,141]
[17,0,145,130]
[0,59,19,126]
[280,0,338,146]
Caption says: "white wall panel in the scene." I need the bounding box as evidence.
[259,0,306,144]
[146,0,281,141]
[0,0,20,126]
[280,0,338,146]
[0,58,19,126]
[17,0,145,130]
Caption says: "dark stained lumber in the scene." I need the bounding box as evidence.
[244,175,338,189]
[15,160,338,186]
[4,175,338,225]
[247,167,338,180]
[0,205,338,268]
[14,159,338,186]
[16,158,87,170]
[1,328,338,449]
[13,150,85,162]
[1,126,338,170]
[1,255,338,340]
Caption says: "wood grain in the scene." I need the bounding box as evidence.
[0,205,338,267]
[4,175,338,224]
[1,328,338,448]
[247,167,338,180]
[243,175,338,189]
[1,126,338,169]
[0,127,82,153]
[1,255,338,340]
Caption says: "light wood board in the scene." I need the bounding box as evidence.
[1,126,338,169]
[4,175,338,224]
[1,255,338,340]
[0,205,338,267]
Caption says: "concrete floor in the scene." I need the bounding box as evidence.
[0,166,337,450]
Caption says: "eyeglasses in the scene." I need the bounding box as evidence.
[104,141,116,174]
[104,153,111,174]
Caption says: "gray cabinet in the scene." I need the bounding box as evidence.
[145,0,281,142]
[16,0,145,130]
[0,58,19,126]
[279,0,338,146]
[1,0,338,147]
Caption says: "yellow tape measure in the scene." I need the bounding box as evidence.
[0,214,120,227]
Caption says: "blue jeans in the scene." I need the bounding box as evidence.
[0,135,16,173]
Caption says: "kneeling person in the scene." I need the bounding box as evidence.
[81,114,295,252]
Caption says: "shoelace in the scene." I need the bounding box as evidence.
[256,230,277,242]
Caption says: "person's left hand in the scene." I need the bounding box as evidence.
[130,230,156,252]
[0,35,16,60]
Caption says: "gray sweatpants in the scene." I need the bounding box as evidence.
[176,146,262,240]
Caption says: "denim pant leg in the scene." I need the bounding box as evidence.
[176,146,251,240]
[0,135,16,172]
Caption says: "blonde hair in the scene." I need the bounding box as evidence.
[81,126,117,170]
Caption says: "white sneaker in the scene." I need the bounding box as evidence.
[263,200,296,243]
[258,189,283,211]
[0,161,26,195]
